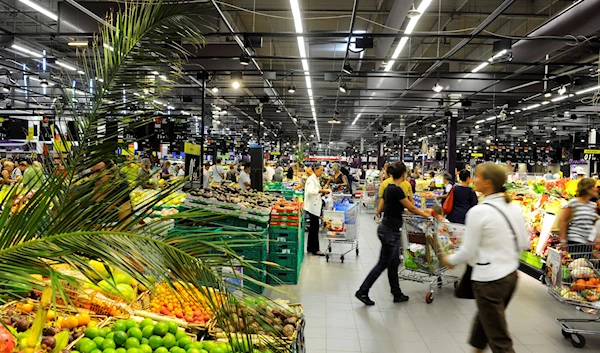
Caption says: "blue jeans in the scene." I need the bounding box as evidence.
[359,224,403,296]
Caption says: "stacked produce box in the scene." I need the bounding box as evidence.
[267,200,305,285]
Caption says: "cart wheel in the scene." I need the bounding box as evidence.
[437,277,443,288]
[569,334,586,348]
[356,248,359,256]
[325,255,329,262]
[562,330,570,339]
[425,292,434,304]
[454,281,459,290]
[340,256,345,263]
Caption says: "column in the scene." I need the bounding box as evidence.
[447,114,458,175]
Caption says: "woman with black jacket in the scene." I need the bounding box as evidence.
[446,169,479,224]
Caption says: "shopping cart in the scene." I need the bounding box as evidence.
[361,181,379,214]
[545,243,600,348]
[320,193,360,263]
[399,215,463,304]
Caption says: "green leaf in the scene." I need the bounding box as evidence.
[52,331,70,353]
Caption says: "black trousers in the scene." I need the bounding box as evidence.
[307,212,321,253]
[470,271,518,353]
[358,224,403,296]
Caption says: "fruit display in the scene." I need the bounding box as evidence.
[188,186,279,212]
[84,261,143,302]
[78,318,199,353]
[130,190,185,209]
[210,297,303,342]
[146,283,222,326]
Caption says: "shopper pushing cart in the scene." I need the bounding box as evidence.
[355,162,433,306]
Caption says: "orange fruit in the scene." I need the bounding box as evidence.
[65,315,79,329]
[78,313,91,326]
[46,310,56,321]
[21,303,34,313]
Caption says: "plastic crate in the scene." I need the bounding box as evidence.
[268,253,300,272]
[237,246,267,261]
[269,241,299,255]
[267,267,300,285]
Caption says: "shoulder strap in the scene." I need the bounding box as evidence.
[485,203,519,252]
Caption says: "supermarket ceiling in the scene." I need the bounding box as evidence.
[1,0,600,152]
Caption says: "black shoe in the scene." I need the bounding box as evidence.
[393,294,409,303]
[355,291,375,305]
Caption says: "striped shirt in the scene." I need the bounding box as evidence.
[567,199,599,244]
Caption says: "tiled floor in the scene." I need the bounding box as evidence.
[264,213,600,353]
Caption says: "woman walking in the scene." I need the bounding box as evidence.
[441,163,529,353]
[304,162,330,256]
[356,162,432,305]
[446,169,479,224]
[559,177,599,247]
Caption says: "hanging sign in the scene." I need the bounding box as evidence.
[584,149,600,155]
[471,153,483,157]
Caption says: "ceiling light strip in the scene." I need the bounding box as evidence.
[290,0,319,141]
[19,0,58,21]
[384,0,432,72]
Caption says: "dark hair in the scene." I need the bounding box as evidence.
[459,169,471,182]
[216,158,222,164]
[432,205,443,216]
[243,162,251,170]
[389,162,407,179]
[443,172,453,182]
[311,162,322,171]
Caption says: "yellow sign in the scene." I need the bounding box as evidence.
[271,152,281,156]
[184,142,200,156]
[54,140,72,152]
[27,127,34,140]
[0,118,4,123]
[584,149,600,155]
[471,153,483,157]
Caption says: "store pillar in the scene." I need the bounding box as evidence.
[447,114,457,175]
[250,145,264,191]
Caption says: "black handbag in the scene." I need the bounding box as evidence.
[455,203,519,299]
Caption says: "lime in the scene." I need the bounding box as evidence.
[113,320,128,332]
[114,331,129,346]
[177,337,192,349]
[100,328,113,338]
[148,336,163,350]
[72,351,81,353]
[162,333,176,349]
[184,345,193,351]
[200,342,214,352]
[187,349,200,353]
[102,339,117,350]
[141,326,154,339]
[139,318,154,329]
[90,349,103,353]
[93,337,105,348]
[154,347,168,353]
[139,344,152,353]
[191,343,203,350]
[169,347,179,353]
[125,337,141,350]
[86,327,101,339]
[167,322,179,335]
[174,330,187,341]
[115,348,127,353]
[128,327,143,341]
[104,349,116,353]
[140,338,149,345]
[126,348,140,353]
[200,351,208,353]
[77,338,92,351]
[125,320,137,331]
[208,343,228,353]
[106,332,115,341]
[153,322,169,337]
[80,340,98,353]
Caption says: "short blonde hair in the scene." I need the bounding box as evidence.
[3,161,14,168]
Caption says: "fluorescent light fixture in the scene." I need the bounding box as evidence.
[512,125,517,130]
[11,44,42,58]
[575,85,600,95]
[167,105,175,110]
[232,81,240,89]
[527,103,541,110]
[558,86,567,95]
[432,82,443,93]
[486,116,496,121]
[551,95,567,102]
[471,62,489,73]
[544,92,552,98]
[352,113,362,125]
[476,119,485,124]
[211,86,219,93]
[151,71,159,75]
[475,125,480,129]
[288,85,296,93]
[19,0,57,21]
[56,61,77,71]
[515,109,521,113]
[384,0,432,72]
[77,70,85,75]
[541,101,550,105]
[68,41,89,47]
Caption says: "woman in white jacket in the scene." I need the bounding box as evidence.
[442,163,529,353]
[304,162,331,256]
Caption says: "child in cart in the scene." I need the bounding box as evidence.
[429,206,456,259]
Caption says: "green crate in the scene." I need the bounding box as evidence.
[268,253,300,272]
[237,246,267,261]
[267,267,300,285]
[244,281,265,294]
[244,264,267,294]
[269,242,299,255]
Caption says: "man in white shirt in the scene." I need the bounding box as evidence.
[202,164,212,189]
[238,163,251,190]
[264,162,275,182]
[212,158,225,182]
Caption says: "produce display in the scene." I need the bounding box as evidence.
[188,186,278,211]
[130,190,186,209]
[147,283,220,326]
